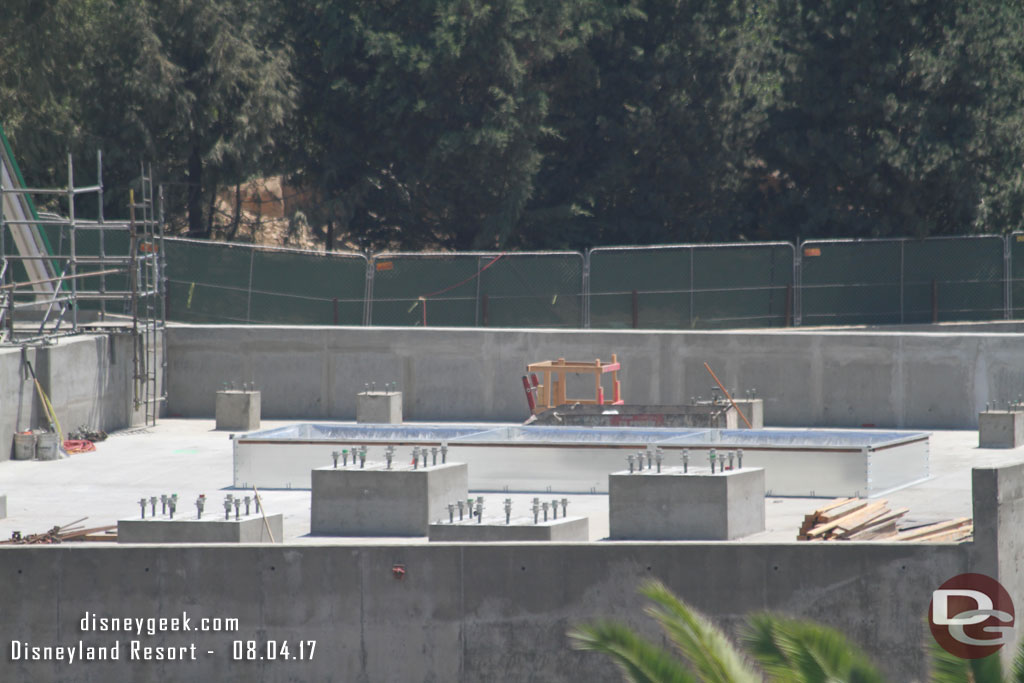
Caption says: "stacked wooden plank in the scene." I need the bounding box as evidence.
[797,498,972,542]
[0,518,117,545]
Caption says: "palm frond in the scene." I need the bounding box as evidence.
[927,634,1004,683]
[740,612,884,683]
[970,653,1006,683]
[568,620,698,683]
[639,580,761,683]
[1012,637,1024,683]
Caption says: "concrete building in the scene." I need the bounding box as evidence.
[1,323,1023,681]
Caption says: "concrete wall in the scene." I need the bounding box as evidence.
[3,461,1023,681]
[167,325,1024,428]
[971,460,1024,670]
[0,540,969,682]
[0,333,148,460]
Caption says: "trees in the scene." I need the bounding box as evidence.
[4,0,1024,247]
[746,0,1024,242]
[286,0,605,251]
[0,0,294,230]
[128,0,295,236]
[522,0,776,248]
[570,580,1019,682]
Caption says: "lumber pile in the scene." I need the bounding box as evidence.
[0,518,117,545]
[797,498,972,542]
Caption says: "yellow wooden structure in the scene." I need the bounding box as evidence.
[525,354,623,415]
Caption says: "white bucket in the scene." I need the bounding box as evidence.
[12,431,35,460]
[35,432,60,461]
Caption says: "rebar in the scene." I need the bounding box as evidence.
[234,498,241,520]
[532,498,540,524]
[561,498,568,517]
[160,494,168,515]
[244,496,251,515]
[627,453,635,473]
[332,451,340,469]
[457,500,465,521]
[139,498,146,519]
[431,447,438,466]
[448,503,455,523]
[551,499,559,519]
[504,498,512,525]
[542,502,550,522]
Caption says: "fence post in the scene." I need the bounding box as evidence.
[792,242,801,327]
[362,256,374,326]
[784,283,792,327]
[1005,234,1013,320]
[245,246,255,323]
[689,248,695,328]
[899,240,905,324]
[582,250,591,329]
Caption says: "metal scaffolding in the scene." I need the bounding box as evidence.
[0,152,166,425]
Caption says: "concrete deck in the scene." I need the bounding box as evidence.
[0,419,1018,545]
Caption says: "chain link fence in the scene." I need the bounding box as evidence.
[368,252,583,327]
[161,235,1019,329]
[1010,233,1024,319]
[801,236,1005,325]
[588,243,794,329]
[165,238,367,324]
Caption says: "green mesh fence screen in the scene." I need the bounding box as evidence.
[150,236,1012,329]
[165,239,255,323]
[589,247,692,329]
[165,239,367,324]
[249,248,366,325]
[902,237,1003,323]
[1008,233,1024,320]
[369,253,481,326]
[38,224,132,312]
[801,237,1004,325]
[478,253,583,328]
[692,243,793,328]
[800,240,902,325]
[589,243,793,329]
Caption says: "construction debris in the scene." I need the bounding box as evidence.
[68,426,108,442]
[0,518,117,544]
[797,498,972,542]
